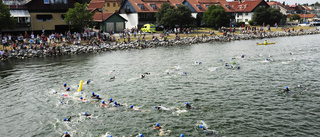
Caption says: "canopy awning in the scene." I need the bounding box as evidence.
[10,10,30,17]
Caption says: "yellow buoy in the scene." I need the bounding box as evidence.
[78,80,83,92]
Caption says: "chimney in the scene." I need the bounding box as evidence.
[295,3,297,6]
[282,1,285,6]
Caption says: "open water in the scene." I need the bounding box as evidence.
[0,34,320,137]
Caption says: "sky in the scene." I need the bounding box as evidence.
[226,0,319,5]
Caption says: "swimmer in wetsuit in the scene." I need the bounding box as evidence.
[283,87,290,93]
[66,87,70,91]
[110,76,116,80]
[186,102,192,109]
[83,112,91,116]
[63,116,71,122]
[114,101,123,107]
[141,74,145,79]
[62,132,70,137]
[154,105,162,110]
[101,101,107,107]
[63,83,67,87]
[80,97,86,101]
[93,95,101,100]
[87,79,91,84]
[108,98,114,103]
[92,92,96,97]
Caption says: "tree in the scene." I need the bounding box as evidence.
[176,5,194,27]
[252,7,283,25]
[291,13,301,21]
[64,2,93,31]
[156,3,194,28]
[0,0,16,32]
[315,2,320,6]
[202,5,230,29]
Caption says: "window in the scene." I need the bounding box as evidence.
[245,19,248,22]
[245,13,248,16]
[36,14,53,21]
[44,0,49,4]
[196,5,202,10]
[113,3,116,7]
[107,3,110,7]
[150,4,156,9]
[116,22,124,32]
[138,4,144,9]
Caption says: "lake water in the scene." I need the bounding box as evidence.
[1,34,320,137]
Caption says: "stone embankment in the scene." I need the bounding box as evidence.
[2,29,320,61]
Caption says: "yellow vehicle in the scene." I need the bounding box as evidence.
[141,24,156,33]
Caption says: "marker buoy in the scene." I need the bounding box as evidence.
[78,80,83,92]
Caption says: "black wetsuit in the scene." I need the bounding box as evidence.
[66,116,71,121]
[186,104,192,109]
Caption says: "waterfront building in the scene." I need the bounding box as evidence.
[93,12,127,32]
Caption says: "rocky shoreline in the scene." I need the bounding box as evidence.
[1,28,320,61]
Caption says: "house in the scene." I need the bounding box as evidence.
[88,0,122,14]
[93,12,127,32]
[283,4,309,14]
[182,0,231,26]
[26,0,78,33]
[267,1,287,15]
[287,14,317,22]
[3,0,31,32]
[227,0,269,24]
[119,0,184,29]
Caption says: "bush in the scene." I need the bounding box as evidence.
[248,20,254,26]
[238,21,245,27]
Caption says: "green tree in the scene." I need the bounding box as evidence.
[176,5,194,27]
[291,13,301,21]
[64,2,93,31]
[252,7,283,25]
[315,2,320,6]
[0,0,16,32]
[202,5,230,29]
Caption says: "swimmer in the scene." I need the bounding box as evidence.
[199,125,219,136]
[87,79,91,84]
[145,72,151,75]
[108,98,114,103]
[80,97,86,101]
[154,123,162,130]
[101,101,107,107]
[199,62,202,65]
[109,70,115,73]
[154,105,162,110]
[62,132,70,137]
[241,55,245,58]
[290,52,293,55]
[83,112,91,116]
[141,74,145,79]
[184,72,187,75]
[63,116,71,122]
[283,87,290,93]
[66,87,70,91]
[297,84,302,88]
[225,63,229,67]
[139,134,143,137]
[237,66,240,69]
[180,134,184,137]
[63,83,67,87]
[53,91,58,94]
[114,101,123,107]
[62,94,68,97]
[92,92,96,97]
[186,102,192,109]
[110,76,116,80]
[93,95,102,100]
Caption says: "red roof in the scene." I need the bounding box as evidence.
[227,0,267,12]
[93,12,114,21]
[88,2,104,11]
[287,14,316,18]
[185,0,230,13]
[127,0,184,13]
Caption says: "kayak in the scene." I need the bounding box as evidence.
[257,42,276,45]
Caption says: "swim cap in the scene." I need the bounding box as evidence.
[199,125,203,128]
[130,105,133,108]
[114,101,117,104]
[65,132,68,134]
[180,134,184,137]
[60,101,63,103]
[216,68,218,70]
[64,83,66,86]
[286,87,288,89]
[77,85,79,87]
[67,87,70,90]
[184,72,187,74]
[92,92,94,95]
[62,94,64,96]
[102,101,105,104]
[227,64,229,66]
[64,118,67,121]
[139,134,143,137]
[154,106,157,108]
[238,66,240,68]
[109,135,113,137]
[97,95,99,97]
[55,91,57,93]
[266,58,268,60]
[156,123,160,127]
[85,112,87,115]
[110,98,112,101]
[80,97,83,99]
[186,102,189,105]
